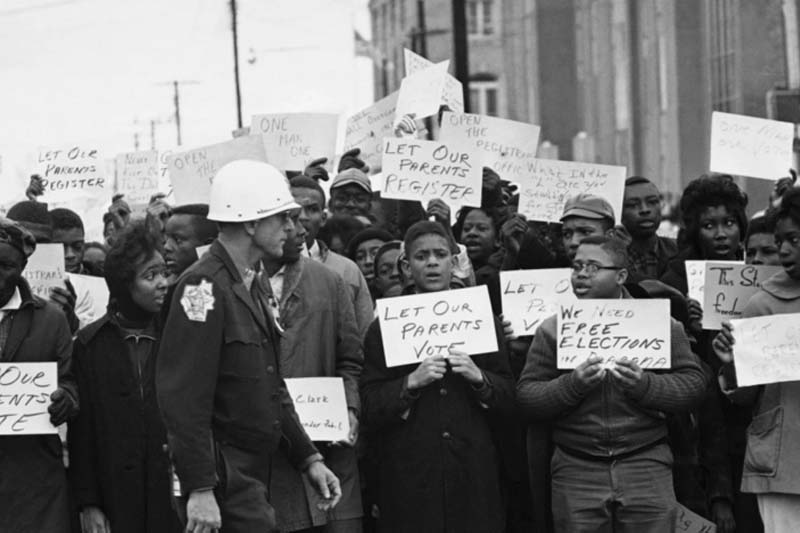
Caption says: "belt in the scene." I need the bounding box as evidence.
[557,437,668,463]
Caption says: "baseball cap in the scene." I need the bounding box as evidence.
[560,193,615,222]
[331,168,372,194]
[0,217,37,258]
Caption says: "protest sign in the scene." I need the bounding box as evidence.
[685,260,743,305]
[404,49,464,113]
[709,111,794,180]
[675,503,717,533]
[23,244,65,300]
[556,299,671,369]
[380,137,482,207]
[283,377,349,441]
[516,158,626,223]
[167,135,267,205]
[69,274,110,323]
[500,269,575,336]
[376,285,498,367]
[439,111,541,174]
[250,113,338,171]
[730,313,800,387]
[115,150,159,206]
[35,144,107,203]
[343,91,399,171]
[0,362,58,435]
[395,61,449,120]
[702,262,783,329]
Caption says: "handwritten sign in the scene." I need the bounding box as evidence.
[517,159,626,223]
[380,137,482,207]
[35,145,107,202]
[69,273,110,323]
[115,150,159,206]
[709,111,795,180]
[343,92,399,171]
[440,111,541,174]
[167,135,268,205]
[376,285,498,367]
[395,60,450,120]
[23,244,65,300]
[730,313,800,387]
[250,113,338,171]
[556,299,671,369]
[0,362,58,435]
[685,260,743,304]
[500,269,575,336]
[404,49,464,113]
[702,262,782,329]
[284,377,349,441]
[675,503,717,533]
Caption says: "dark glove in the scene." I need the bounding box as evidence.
[304,157,330,182]
[338,148,370,174]
[26,174,45,200]
[48,387,77,426]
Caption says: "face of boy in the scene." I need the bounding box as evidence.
[405,234,453,293]
[570,243,626,299]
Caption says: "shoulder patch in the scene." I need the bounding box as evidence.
[180,279,215,322]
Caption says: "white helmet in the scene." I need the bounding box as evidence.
[207,160,300,222]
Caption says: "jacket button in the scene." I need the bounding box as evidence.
[439,388,447,396]
[267,366,275,374]
[273,420,281,429]
[442,431,451,439]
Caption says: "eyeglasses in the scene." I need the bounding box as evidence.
[571,262,620,276]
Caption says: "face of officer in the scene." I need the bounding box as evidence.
[0,243,25,306]
[250,210,295,261]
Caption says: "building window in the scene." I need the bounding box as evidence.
[467,0,495,36]
[469,80,499,116]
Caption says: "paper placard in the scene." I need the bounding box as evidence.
[702,263,783,329]
[0,362,58,435]
[709,111,794,180]
[675,503,717,532]
[380,137,482,208]
[69,274,110,323]
[115,150,159,206]
[167,135,268,205]
[395,61,450,120]
[35,145,107,202]
[376,285,498,367]
[250,113,339,171]
[343,91,399,171]
[404,49,464,113]
[517,159,626,224]
[439,111,541,175]
[556,299,671,369]
[284,377,349,441]
[500,269,575,336]
[685,260,743,304]
[730,313,800,387]
[23,244,65,299]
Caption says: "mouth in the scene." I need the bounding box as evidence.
[573,285,591,296]
[713,244,732,255]
[782,261,796,271]
[637,220,656,229]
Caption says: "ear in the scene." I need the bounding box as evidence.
[400,255,412,280]
[616,267,629,286]
[242,220,257,237]
[320,209,328,225]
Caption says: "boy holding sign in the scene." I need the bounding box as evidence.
[517,236,705,532]
[361,221,514,532]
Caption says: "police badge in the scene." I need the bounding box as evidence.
[180,279,215,322]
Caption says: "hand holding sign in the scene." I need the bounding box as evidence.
[407,356,447,390]
[729,313,800,387]
[702,262,783,329]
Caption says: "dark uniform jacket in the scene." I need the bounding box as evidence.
[156,240,318,495]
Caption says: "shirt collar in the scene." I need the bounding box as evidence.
[307,240,322,261]
[1,287,22,312]
[218,239,258,290]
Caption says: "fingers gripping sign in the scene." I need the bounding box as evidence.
[447,349,485,386]
[406,355,448,390]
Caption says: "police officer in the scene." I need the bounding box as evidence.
[156,161,341,533]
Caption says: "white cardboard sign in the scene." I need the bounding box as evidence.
[702,262,782,329]
[35,145,108,202]
[115,150,159,206]
[556,299,671,369]
[517,158,626,223]
[376,285,498,367]
[284,377,349,442]
[730,313,800,387]
[685,260,743,305]
[395,61,450,120]
[23,244,65,300]
[250,113,339,171]
[343,92,399,172]
[500,269,575,336]
[0,362,58,435]
[709,111,795,180]
[404,49,464,113]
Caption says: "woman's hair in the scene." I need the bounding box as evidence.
[772,187,800,229]
[678,174,748,249]
[451,206,503,241]
[745,215,776,244]
[346,228,395,261]
[104,220,162,298]
[403,221,451,254]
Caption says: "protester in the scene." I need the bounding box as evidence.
[7,200,53,242]
[372,241,402,298]
[329,168,373,220]
[361,220,514,532]
[69,221,180,533]
[82,241,108,276]
[347,228,394,295]
[744,215,780,266]
[559,193,617,261]
[318,214,368,255]
[0,217,79,533]
[162,204,218,284]
[156,161,341,532]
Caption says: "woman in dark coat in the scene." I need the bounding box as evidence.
[68,221,181,533]
[361,221,514,533]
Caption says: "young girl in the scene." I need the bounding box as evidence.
[714,188,800,532]
[360,221,514,533]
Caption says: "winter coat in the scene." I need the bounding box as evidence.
[361,313,514,533]
[316,239,374,336]
[266,257,364,531]
[0,278,77,533]
[69,312,181,533]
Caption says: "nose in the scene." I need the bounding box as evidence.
[64,244,76,259]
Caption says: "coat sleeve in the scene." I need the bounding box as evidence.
[156,275,224,494]
[334,276,364,414]
[53,306,78,412]
[67,340,101,509]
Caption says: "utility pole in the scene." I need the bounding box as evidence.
[416,0,428,58]
[230,0,243,129]
[452,0,470,112]
[156,81,199,147]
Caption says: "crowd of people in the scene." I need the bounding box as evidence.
[1,118,799,533]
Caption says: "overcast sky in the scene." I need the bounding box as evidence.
[0,0,373,203]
